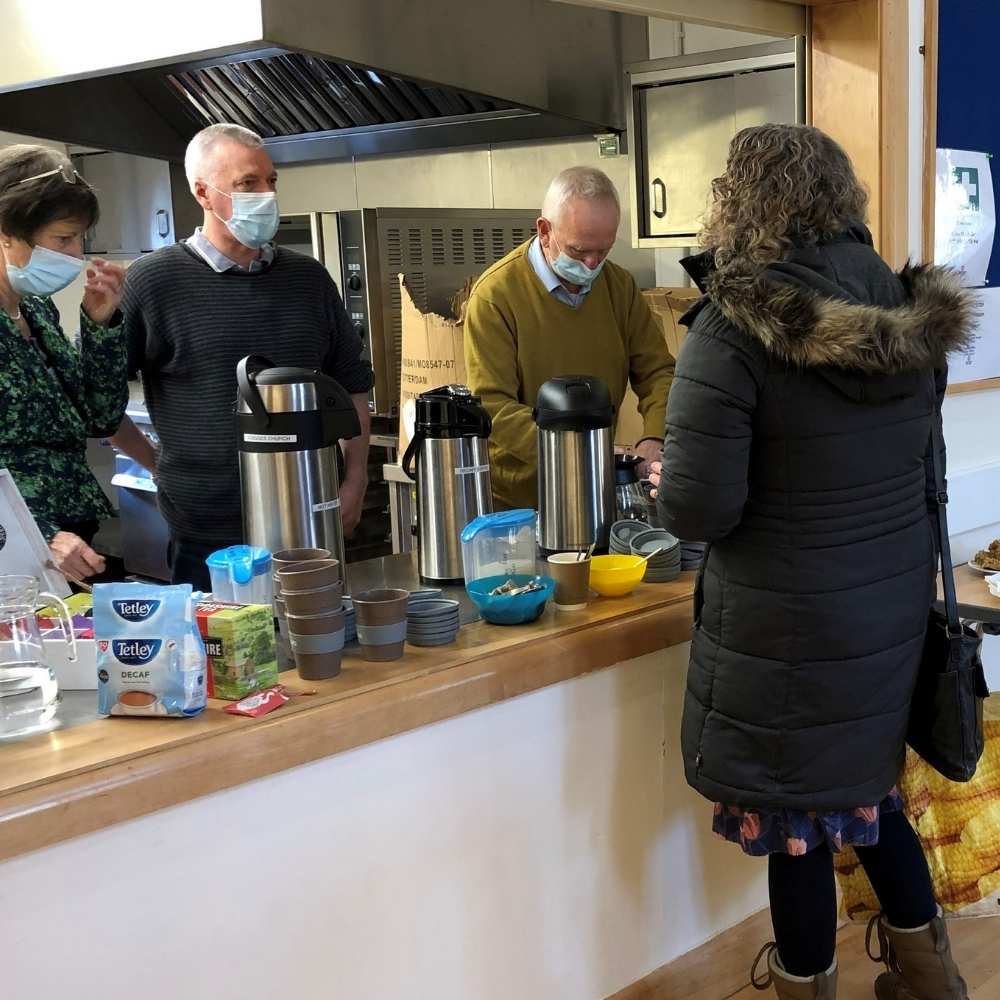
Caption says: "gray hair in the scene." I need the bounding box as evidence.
[541,166,620,223]
[184,123,265,194]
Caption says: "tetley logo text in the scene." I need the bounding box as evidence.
[112,599,161,623]
[111,639,162,666]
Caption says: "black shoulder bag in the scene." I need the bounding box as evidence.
[907,391,989,782]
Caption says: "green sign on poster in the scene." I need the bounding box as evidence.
[953,165,981,211]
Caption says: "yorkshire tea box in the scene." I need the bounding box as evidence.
[196,601,278,701]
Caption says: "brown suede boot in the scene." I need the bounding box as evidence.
[751,943,838,999]
[867,909,969,1000]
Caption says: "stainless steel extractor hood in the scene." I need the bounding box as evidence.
[0,0,643,164]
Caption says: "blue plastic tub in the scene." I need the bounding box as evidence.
[466,574,555,625]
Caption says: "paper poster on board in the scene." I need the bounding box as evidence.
[935,149,996,287]
[950,287,1000,385]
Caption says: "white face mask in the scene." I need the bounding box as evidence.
[207,183,280,249]
[6,244,85,296]
[548,236,607,288]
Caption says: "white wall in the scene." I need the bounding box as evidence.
[0,649,767,1000]
[648,18,777,57]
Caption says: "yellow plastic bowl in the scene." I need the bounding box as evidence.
[589,554,647,597]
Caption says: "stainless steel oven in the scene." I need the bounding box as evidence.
[335,208,539,416]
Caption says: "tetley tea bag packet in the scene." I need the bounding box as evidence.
[94,582,207,718]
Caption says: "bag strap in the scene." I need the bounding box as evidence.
[927,373,961,636]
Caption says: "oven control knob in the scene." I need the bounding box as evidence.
[348,274,363,291]
[353,322,365,338]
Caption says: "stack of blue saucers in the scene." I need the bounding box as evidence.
[406,598,461,647]
[630,528,681,583]
[610,519,650,555]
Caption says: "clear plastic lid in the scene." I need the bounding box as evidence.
[460,509,537,585]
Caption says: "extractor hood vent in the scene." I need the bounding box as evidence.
[0,0,642,164]
[166,53,513,138]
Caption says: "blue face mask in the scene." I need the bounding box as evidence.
[549,238,607,288]
[6,244,85,296]
[209,184,280,249]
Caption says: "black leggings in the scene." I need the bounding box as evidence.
[768,810,938,977]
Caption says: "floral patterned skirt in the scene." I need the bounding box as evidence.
[713,788,904,857]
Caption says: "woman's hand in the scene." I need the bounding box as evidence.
[648,460,663,499]
[81,259,126,326]
[50,531,106,579]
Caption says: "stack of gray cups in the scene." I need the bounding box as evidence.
[272,547,332,671]
[276,555,344,680]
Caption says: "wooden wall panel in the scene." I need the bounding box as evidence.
[811,0,911,268]
[811,0,882,249]
[922,0,939,264]
[880,0,909,267]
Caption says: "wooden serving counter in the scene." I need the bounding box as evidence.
[938,564,1000,625]
[0,574,696,864]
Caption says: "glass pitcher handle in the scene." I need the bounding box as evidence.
[39,592,78,663]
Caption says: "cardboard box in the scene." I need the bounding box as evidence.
[615,287,701,448]
[398,273,467,454]
[196,601,278,701]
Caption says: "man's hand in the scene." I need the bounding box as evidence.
[81,259,126,326]
[648,460,662,500]
[634,438,664,479]
[339,475,368,538]
[50,531,106,579]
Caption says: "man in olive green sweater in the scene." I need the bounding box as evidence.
[464,166,675,510]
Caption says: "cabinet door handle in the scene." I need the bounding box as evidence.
[651,178,667,219]
[155,209,171,238]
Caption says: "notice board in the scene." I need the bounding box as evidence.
[937,2,1000,391]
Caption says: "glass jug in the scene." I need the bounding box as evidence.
[0,575,77,739]
[614,452,647,522]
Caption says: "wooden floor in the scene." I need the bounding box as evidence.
[727,919,998,1000]
[611,911,998,1000]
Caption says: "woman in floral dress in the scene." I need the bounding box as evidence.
[0,145,126,580]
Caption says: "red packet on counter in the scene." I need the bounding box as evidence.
[224,686,289,718]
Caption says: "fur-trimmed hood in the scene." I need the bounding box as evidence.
[698,252,978,375]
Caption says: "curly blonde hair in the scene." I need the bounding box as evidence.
[700,124,869,273]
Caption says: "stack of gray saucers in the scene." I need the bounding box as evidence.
[342,597,357,644]
[406,595,460,647]
[630,528,682,583]
[681,541,706,571]
[610,519,650,555]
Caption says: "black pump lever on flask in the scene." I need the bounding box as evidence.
[236,355,274,431]
[400,432,422,482]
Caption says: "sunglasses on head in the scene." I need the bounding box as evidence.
[13,164,85,188]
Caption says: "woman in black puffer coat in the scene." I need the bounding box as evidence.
[650,125,976,1000]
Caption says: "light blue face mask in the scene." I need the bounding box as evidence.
[209,184,280,249]
[6,244,85,297]
[549,238,607,288]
